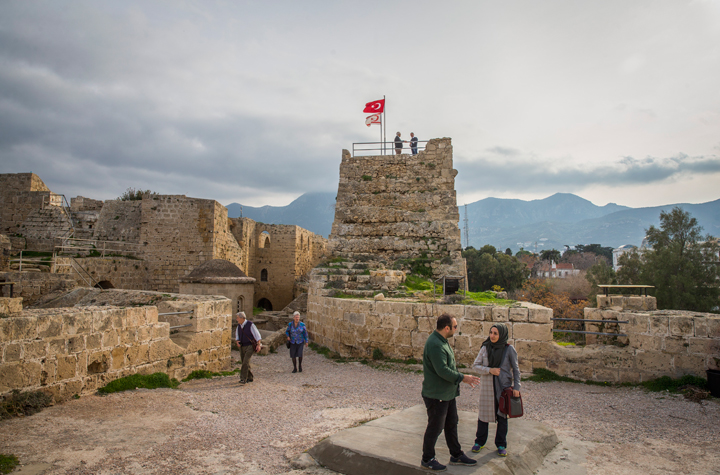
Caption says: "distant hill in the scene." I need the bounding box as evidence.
[226,192,336,237]
[226,192,720,253]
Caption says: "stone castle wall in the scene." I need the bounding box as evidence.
[0,290,231,401]
[54,257,149,290]
[0,173,52,238]
[307,286,720,382]
[0,272,77,305]
[328,138,464,278]
[15,207,73,251]
[92,200,142,243]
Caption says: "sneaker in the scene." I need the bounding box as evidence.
[239,379,246,385]
[471,444,485,453]
[420,458,446,472]
[449,453,477,466]
[497,447,508,457]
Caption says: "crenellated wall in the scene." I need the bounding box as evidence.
[0,290,232,401]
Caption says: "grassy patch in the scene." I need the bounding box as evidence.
[462,291,515,305]
[253,307,264,316]
[0,454,19,474]
[0,390,53,420]
[641,375,707,392]
[97,372,180,394]
[361,175,372,181]
[182,369,241,382]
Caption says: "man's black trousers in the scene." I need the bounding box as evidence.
[422,396,462,462]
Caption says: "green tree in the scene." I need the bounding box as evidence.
[616,251,642,284]
[585,259,617,306]
[119,187,156,201]
[505,248,512,256]
[463,247,528,292]
[540,249,561,262]
[638,208,719,312]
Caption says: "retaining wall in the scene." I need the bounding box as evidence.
[0,290,232,401]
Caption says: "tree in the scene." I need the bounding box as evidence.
[575,244,613,262]
[561,252,606,271]
[637,208,719,312]
[540,249,561,262]
[119,187,156,201]
[505,248,512,256]
[585,259,616,306]
[463,247,528,292]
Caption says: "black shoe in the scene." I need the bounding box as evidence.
[449,453,477,466]
[292,368,297,373]
[420,458,446,472]
[299,367,303,372]
[239,379,246,385]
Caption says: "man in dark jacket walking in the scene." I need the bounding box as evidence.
[420,314,481,471]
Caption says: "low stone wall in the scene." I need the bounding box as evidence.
[0,290,232,401]
[0,272,76,305]
[308,288,720,382]
[306,285,552,364]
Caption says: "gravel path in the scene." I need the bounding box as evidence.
[1,347,718,475]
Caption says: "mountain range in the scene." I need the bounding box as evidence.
[226,193,720,253]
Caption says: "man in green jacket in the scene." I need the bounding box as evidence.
[421,314,481,472]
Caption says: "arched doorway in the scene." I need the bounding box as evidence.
[257,298,273,311]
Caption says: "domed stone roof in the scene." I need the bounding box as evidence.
[180,259,255,284]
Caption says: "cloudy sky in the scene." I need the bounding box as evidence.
[1,1,719,208]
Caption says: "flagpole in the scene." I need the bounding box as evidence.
[383,95,386,156]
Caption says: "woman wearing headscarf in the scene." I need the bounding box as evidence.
[471,323,521,457]
[286,311,309,373]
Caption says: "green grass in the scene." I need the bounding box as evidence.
[253,307,264,316]
[641,375,707,392]
[0,390,53,420]
[182,369,241,382]
[0,454,19,474]
[462,291,515,305]
[97,372,180,394]
[402,274,439,293]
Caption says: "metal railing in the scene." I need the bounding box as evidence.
[55,238,143,258]
[551,317,629,337]
[352,140,428,157]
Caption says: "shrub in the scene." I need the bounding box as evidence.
[361,175,372,181]
[0,390,53,420]
[0,454,19,474]
[372,348,384,360]
[97,372,180,394]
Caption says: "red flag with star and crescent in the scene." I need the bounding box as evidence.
[363,99,385,114]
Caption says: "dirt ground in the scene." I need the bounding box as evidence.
[1,347,719,475]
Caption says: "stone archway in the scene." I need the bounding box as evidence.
[257,298,273,311]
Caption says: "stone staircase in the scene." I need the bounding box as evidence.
[310,261,407,298]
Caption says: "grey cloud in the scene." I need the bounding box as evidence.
[485,146,520,156]
[455,150,720,194]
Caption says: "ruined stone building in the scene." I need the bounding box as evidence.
[0,172,327,311]
[329,137,466,280]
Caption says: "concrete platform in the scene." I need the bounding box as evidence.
[309,405,559,475]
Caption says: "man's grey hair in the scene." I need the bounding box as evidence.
[236,311,246,319]
[293,311,301,316]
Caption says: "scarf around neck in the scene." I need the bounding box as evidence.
[482,323,509,368]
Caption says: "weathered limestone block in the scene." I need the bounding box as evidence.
[626,314,649,334]
[663,336,689,354]
[648,315,669,335]
[0,298,22,314]
[67,335,85,354]
[687,337,720,356]
[412,303,433,317]
[635,351,673,374]
[528,306,552,324]
[412,331,429,349]
[22,340,47,359]
[63,312,92,335]
[149,339,181,361]
[434,304,464,319]
[465,306,491,321]
[491,307,509,322]
[5,317,38,340]
[629,334,662,351]
[669,316,694,337]
[508,308,528,322]
[512,323,551,341]
[57,355,77,380]
[111,347,126,370]
[4,343,20,362]
[458,319,483,337]
[673,354,705,375]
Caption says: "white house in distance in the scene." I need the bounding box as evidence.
[613,244,638,271]
[535,261,580,278]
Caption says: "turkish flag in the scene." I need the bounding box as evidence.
[365,114,381,126]
[363,99,385,113]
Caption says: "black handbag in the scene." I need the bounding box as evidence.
[286,341,291,349]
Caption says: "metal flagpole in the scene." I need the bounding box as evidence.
[383,95,386,156]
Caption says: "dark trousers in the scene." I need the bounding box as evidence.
[422,396,462,462]
[475,416,508,449]
[239,344,254,381]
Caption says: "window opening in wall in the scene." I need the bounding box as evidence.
[237,296,244,314]
[258,298,273,311]
[260,269,268,281]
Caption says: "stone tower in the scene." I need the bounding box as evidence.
[328,137,465,279]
